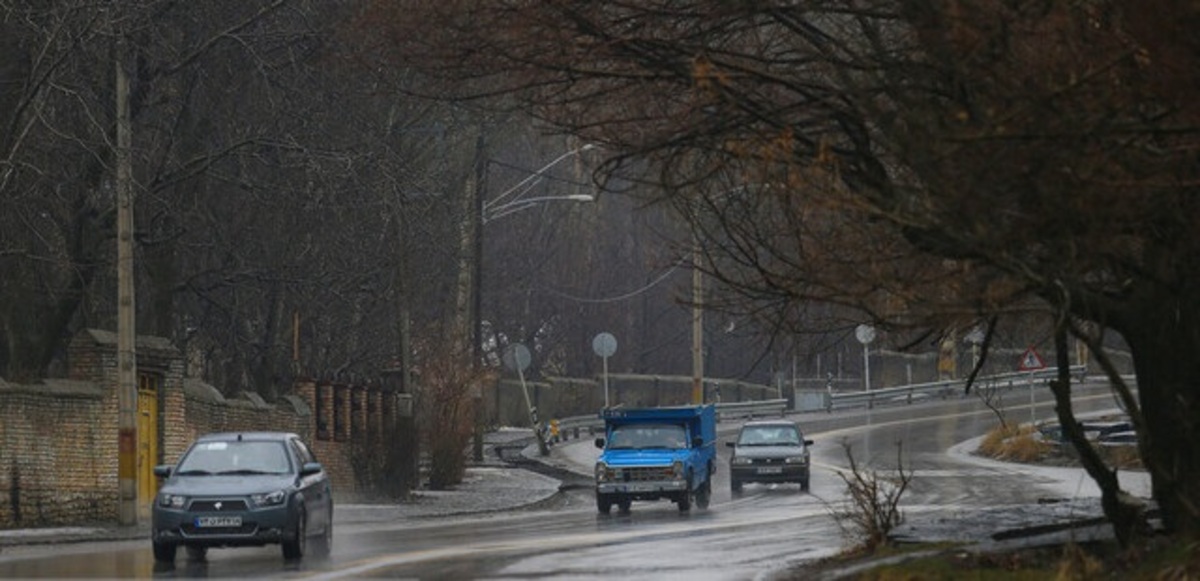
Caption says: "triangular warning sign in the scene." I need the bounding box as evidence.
[1018,346,1046,371]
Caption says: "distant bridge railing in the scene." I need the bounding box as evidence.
[822,365,1086,412]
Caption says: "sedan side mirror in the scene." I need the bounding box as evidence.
[300,462,323,476]
[153,465,172,478]
[725,441,736,448]
[804,439,814,446]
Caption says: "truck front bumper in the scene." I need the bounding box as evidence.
[596,480,687,495]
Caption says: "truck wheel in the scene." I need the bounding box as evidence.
[696,480,711,510]
[596,494,613,515]
[677,471,693,512]
[677,490,691,512]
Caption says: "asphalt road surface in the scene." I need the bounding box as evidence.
[0,380,1136,579]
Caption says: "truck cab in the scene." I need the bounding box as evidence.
[593,405,716,513]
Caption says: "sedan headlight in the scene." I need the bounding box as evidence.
[158,493,186,509]
[731,456,752,465]
[251,490,287,507]
[785,455,809,465]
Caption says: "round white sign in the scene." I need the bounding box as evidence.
[855,324,876,345]
[592,332,617,358]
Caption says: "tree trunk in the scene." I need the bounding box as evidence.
[1123,308,1200,538]
[1049,326,1146,546]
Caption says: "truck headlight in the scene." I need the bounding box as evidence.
[671,461,684,479]
[731,457,752,465]
[595,462,611,483]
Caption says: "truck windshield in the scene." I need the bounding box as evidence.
[607,424,688,450]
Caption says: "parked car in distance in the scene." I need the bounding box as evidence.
[726,419,813,493]
[151,431,333,563]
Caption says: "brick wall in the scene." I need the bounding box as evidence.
[0,329,408,529]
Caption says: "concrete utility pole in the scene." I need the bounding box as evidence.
[115,35,138,526]
[691,237,704,404]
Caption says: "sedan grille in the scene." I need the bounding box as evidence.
[188,499,248,512]
[747,458,784,466]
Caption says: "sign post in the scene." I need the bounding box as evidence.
[1018,346,1046,425]
[592,332,617,408]
[855,324,876,393]
[503,343,547,455]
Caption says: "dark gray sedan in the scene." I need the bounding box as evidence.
[726,419,813,493]
[151,431,333,563]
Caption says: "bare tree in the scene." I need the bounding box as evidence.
[374,1,1200,540]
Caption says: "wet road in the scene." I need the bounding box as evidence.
[0,380,1132,579]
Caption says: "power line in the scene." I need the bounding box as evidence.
[539,258,686,304]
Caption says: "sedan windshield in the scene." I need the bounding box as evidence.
[737,426,802,446]
[176,441,292,475]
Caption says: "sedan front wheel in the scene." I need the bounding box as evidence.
[282,507,306,560]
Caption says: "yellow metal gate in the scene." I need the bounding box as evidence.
[136,373,160,520]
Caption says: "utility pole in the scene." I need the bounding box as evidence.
[115,34,138,526]
[691,236,704,404]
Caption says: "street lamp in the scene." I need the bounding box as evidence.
[472,145,598,363]
[484,194,595,224]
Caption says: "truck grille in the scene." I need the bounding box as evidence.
[621,466,674,482]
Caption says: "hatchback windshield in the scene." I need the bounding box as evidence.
[176,440,292,475]
[607,424,688,449]
[737,425,802,446]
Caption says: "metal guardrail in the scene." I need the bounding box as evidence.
[826,365,1086,411]
[714,399,788,421]
[547,366,1084,441]
[549,399,789,442]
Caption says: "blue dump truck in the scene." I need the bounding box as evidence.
[593,405,717,514]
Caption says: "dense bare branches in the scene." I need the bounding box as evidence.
[380,0,1200,536]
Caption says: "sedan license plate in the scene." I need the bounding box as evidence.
[195,516,242,528]
[757,466,783,475]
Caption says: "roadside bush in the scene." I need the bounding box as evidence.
[978,423,1050,462]
[414,337,495,490]
[350,417,419,500]
[833,441,913,552]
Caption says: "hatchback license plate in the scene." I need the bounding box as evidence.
[195,516,242,528]
[757,467,783,475]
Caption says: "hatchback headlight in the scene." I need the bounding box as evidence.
[251,490,287,507]
[158,493,186,509]
[731,457,752,465]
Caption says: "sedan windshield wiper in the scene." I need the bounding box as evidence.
[174,469,212,476]
[215,469,274,476]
